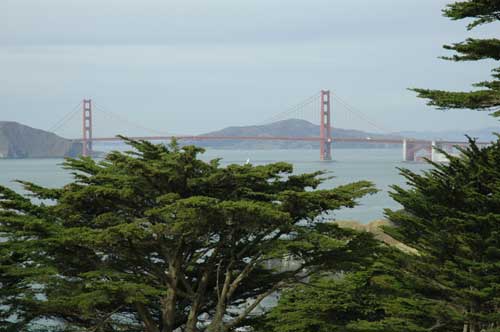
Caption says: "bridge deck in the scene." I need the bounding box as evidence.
[72,136,488,145]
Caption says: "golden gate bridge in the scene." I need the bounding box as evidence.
[48,90,488,162]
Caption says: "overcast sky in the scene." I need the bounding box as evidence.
[1,0,499,137]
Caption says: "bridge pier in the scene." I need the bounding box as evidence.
[431,141,452,162]
[432,142,471,161]
[431,141,438,162]
[403,139,432,162]
[403,140,469,162]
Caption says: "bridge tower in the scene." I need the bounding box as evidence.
[320,90,332,160]
[82,99,93,157]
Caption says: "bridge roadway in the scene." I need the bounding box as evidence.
[75,136,400,143]
[72,135,485,146]
[73,136,491,162]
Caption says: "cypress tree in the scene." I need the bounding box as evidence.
[254,248,450,332]
[0,138,379,332]
[384,139,500,332]
[412,0,500,116]
[403,2,500,330]
[251,2,500,332]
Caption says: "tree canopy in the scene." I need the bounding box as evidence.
[0,138,379,332]
[384,139,500,332]
[254,247,454,332]
[259,138,500,332]
[412,0,500,116]
[260,1,500,331]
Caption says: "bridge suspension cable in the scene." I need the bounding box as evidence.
[256,91,392,134]
[92,102,179,137]
[259,92,320,125]
[47,101,82,134]
[333,93,392,134]
[48,91,393,143]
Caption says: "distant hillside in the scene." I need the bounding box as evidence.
[183,119,497,149]
[395,127,499,142]
[0,122,82,158]
[187,119,401,149]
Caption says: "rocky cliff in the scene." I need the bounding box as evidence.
[0,121,82,158]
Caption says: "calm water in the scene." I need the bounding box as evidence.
[0,148,431,223]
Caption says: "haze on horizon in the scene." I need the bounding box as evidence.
[1,0,499,138]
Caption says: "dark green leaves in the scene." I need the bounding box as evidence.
[412,0,500,117]
[385,139,500,329]
[443,0,500,29]
[0,139,377,332]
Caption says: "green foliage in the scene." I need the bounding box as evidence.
[256,138,500,332]
[384,138,500,331]
[254,246,460,332]
[259,2,500,331]
[0,139,378,332]
[443,0,500,29]
[411,0,500,117]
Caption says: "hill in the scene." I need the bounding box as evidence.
[184,119,497,149]
[396,127,499,142]
[188,119,401,149]
[0,121,82,158]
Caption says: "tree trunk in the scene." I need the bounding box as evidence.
[207,304,225,332]
[185,285,206,332]
[136,303,160,332]
[185,299,200,332]
[162,262,180,332]
[161,289,177,332]
[207,269,232,332]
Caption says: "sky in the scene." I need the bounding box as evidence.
[1,0,499,138]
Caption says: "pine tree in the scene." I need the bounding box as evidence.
[412,0,500,116]
[0,138,379,332]
[384,139,500,332]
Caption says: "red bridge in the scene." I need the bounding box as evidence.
[51,90,489,162]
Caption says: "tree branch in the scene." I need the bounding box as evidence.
[185,241,225,331]
[135,303,160,332]
[428,320,445,331]
[224,282,284,331]
[90,305,125,332]
[226,253,262,300]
